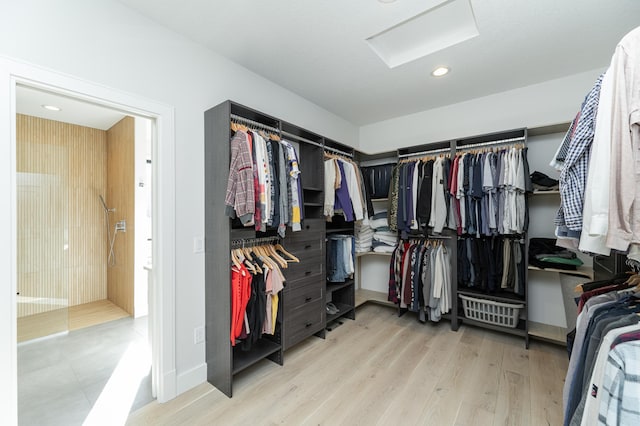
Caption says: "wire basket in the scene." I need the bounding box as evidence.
[459,294,524,328]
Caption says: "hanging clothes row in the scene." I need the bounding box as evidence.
[230,241,299,350]
[562,274,640,426]
[457,236,526,297]
[552,26,640,262]
[324,152,370,223]
[388,145,532,237]
[388,239,452,323]
[326,234,355,283]
[225,126,305,237]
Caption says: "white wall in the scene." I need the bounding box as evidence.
[134,117,152,318]
[359,68,604,153]
[0,0,358,400]
[526,133,593,328]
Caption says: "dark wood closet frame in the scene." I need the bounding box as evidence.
[323,138,358,326]
[205,100,359,397]
[396,128,530,348]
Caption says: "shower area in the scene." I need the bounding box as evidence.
[16,113,151,342]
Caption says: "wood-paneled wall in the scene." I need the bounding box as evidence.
[106,116,135,316]
[16,114,108,317]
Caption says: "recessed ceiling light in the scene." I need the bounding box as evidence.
[42,104,61,111]
[431,67,450,77]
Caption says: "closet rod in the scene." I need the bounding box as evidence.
[324,145,354,158]
[230,236,280,248]
[281,131,323,148]
[397,146,452,159]
[456,136,526,151]
[403,235,452,240]
[230,113,280,134]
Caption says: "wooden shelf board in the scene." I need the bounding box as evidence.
[371,198,389,202]
[326,303,354,323]
[326,227,353,233]
[233,339,281,375]
[355,289,395,308]
[327,281,354,294]
[527,265,593,279]
[356,251,393,257]
[528,321,567,346]
[532,190,560,195]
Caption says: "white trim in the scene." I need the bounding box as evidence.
[0,56,177,424]
[176,363,207,395]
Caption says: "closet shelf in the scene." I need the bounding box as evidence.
[326,227,353,234]
[457,289,526,305]
[528,321,567,346]
[527,265,593,280]
[327,281,354,294]
[531,190,560,195]
[232,339,281,375]
[326,303,354,323]
[303,186,323,192]
[304,202,323,207]
[355,289,395,308]
[371,197,388,202]
[356,251,393,257]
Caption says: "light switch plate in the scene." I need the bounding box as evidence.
[193,236,205,253]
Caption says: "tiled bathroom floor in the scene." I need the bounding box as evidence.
[18,316,153,426]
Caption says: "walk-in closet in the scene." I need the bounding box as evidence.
[3,1,640,425]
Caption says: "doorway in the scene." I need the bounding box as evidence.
[16,88,155,423]
[0,57,177,425]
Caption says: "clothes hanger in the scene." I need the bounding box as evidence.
[274,243,300,263]
[235,248,257,274]
[625,273,640,287]
[265,244,288,269]
[246,246,264,273]
[230,248,242,269]
[254,245,276,270]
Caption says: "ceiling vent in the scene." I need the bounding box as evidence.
[366,0,479,69]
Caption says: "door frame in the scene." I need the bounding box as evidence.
[0,56,177,424]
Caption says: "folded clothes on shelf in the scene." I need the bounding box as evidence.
[529,237,581,270]
[530,171,559,190]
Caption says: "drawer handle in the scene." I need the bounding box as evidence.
[305,297,312,302]
[304,244,312,249]
[305,322,313,328]
[305,271,312,276]
[305,224,311,230]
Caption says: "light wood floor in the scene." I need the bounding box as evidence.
[18,299,129,342]
[127,304,569,426]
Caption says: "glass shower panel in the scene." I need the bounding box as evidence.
[17,122,69,342]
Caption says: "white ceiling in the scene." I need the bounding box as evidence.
[117,0,640,125]
[16,85,127,131]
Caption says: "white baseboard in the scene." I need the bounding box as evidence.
[176,363,207,395]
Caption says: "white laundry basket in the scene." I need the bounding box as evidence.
[459,294,524,328]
